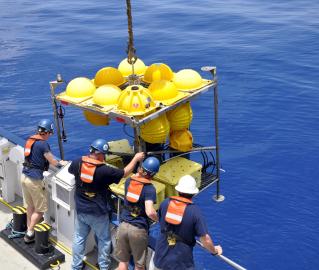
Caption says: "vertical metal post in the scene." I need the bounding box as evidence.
[50,80,65,160]
[201,67,225,202]
[212,82,224,202]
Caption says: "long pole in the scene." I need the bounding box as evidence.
[196,240,247,270]
[50,81,64,160]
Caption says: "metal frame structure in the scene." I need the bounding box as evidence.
[49,66,224,201]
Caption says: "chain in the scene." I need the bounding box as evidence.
[126,0,137,69]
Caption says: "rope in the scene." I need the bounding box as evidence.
[126,0,137,67]
[50,260,61,270]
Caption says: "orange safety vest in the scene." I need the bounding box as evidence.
[126,175,151,203]
[24,135,45,157]
[80,156,104,183]
[165,196,193,225]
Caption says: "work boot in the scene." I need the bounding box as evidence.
[24,232,35,244]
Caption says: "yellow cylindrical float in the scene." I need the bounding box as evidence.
[93,85,121,106]
[66,77,96,98]
[94,67,125,87]
[118,58,147,76]
[140,114,170,143]
[173,69,202,90]
[143,63,174,84]
[117,85,155,115]
[83,111,109,126]
[169,129,193,152]
[166,102,193,131]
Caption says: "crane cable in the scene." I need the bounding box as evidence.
[126,0,137,75]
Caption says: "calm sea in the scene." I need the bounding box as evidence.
[1,1,319,269]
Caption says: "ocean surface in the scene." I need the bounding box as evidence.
[1,0,319,269]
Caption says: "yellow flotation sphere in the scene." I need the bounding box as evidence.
[166,102,193,131]
[173,69,202,90]
[169,129,193,152]
[83,111,109,126]
[93,85,121,106]
[118,58,146,76]
[66,77,96,98]
[148,80,178,101]
[143,63,174,84]
[94,67,125,87]
[117,85,155,115]
[141,114,170,144]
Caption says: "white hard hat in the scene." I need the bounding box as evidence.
[175,175,199,194]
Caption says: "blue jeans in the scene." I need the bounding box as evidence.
[72,212,111,270]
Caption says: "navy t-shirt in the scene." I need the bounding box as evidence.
[121,177,156,231]
[22,140,50,180]
[154,198,208,270]
[68,157,124,216]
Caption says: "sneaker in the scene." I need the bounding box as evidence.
[24,233,35,244]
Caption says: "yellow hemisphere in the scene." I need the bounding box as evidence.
[66,77,96,98]
[166,102,193,131]
[173,69,202,90]
[118,58,147,76]
[148,80,178,101]
[117,85,155,115]
[83,111,109,126]
[169,129,193,152]
[94,67,125,87]
[143,63,174,84]
[141,114,170,144]
[93,85,122,106]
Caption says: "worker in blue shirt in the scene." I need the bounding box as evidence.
[154,175,222,270]
[115,157,160,270]
[68,138,144,270]
[21,119,67,244]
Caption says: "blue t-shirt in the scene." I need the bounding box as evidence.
[154,198,208,270]
[68,157,124,216]
[22,140,50,180]
[121,177,156,231]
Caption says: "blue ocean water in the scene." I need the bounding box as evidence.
[1,0,319,269]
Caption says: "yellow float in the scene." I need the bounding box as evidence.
[83,111,109,126]
[166,102,193,131]
[118,58,147,76]
[65,77,96,99]
[117,85,156,116]
[93,85,121,107]
[140,114,170,143]
[169,129,193,152]
[173,69,202,90]
[94,67,125,87]
[148,80,187,105]
[143,63,174,84]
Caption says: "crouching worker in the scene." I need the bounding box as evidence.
[154,175,223,270]
[115,157,160,270]
[68,138,145,270]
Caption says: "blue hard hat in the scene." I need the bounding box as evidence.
[38,119,54,133]
[142,157,160,176]
[90,139,109,154]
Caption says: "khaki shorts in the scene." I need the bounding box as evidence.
[21,174,48,212]
[115,222,148,267]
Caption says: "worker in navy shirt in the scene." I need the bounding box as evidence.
[115,157,159,270]
[68,138,144,270]
[21,119,67,244]
[154,175,222,270]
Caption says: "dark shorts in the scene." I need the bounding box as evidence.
[115,222,148,267]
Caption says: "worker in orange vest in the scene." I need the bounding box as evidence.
[154,175,222,270]
[68,138,144,270]
[22,119,67,244]
[116,157,160,270]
